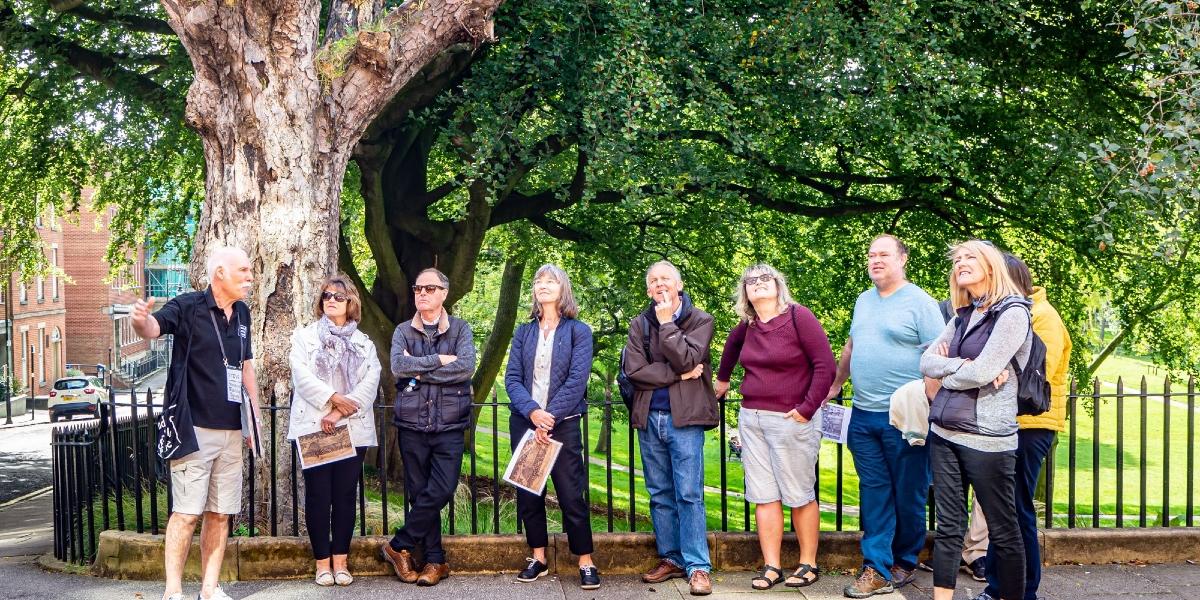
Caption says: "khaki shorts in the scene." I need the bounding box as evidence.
[739,407,822,508]
[169,427,243,515]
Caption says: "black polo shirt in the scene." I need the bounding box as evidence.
[153,288,254,430]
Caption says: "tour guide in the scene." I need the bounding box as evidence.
[132,246,258,600]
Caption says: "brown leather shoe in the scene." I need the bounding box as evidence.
[688,570,712,596]
[416,562,450,586]
[380,544,418,583]
[642,559,685,583]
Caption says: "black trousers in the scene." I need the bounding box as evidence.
[302,448,366,560]
[509,413,594,556]
[930,433,1024,599]
[389,428,465,564]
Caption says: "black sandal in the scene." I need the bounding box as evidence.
[785,563,820,587]
[750,565,784,590]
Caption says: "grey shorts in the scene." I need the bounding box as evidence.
[169,427,243,515]
[739,407,822,507]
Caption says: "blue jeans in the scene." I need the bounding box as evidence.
[985,428,1056,600]
[638,410,711,575]
[847,407,931,578]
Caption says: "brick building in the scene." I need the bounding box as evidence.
[60,194,152,381]
[0,205,69,398]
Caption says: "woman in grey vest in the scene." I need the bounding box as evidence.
[920,240,1031,600]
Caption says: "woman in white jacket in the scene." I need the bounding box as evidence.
[288,274,381,586]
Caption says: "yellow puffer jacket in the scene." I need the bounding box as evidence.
[1017,287,1072,431]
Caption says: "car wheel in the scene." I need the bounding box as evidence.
[50,414,58,423]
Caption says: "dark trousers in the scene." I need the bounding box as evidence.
[846,407,931,577]
[930,433,1024,599]
[303,448,366,560]
[509,413,594,556]
[389,428,465,564]
[985,428,1056,600]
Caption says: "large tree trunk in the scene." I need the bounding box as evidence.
[160,0,502,532]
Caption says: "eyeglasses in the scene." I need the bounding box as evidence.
[321,291,348,302]
[742,274,776,285]
[412,284,446,295]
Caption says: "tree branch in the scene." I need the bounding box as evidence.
[57,2,175,36]
[324,0,504,151]
[0,5,178,118]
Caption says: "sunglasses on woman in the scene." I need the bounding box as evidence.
[321,291,349,302]
[742,274,776,285]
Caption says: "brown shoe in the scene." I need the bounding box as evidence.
[380,544,418,583]
[843,566,894,598]
[642,559,685,583]
[416,562,450,586]
[688,570,712,596]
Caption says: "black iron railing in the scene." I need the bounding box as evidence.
[51,376,1200,565]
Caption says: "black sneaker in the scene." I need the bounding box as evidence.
[516,557,549,582]
[966,557,986,582]
[580,565,601,590]
[970,593,997,600]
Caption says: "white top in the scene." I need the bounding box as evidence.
[530,327,556,409]
[287,322,381,448]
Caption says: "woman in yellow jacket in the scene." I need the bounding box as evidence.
[964,254,1071,600]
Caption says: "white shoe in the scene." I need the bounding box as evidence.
[334,570,354,586]
[197,587,234,600]
[315,571,335,586]
[165,594,184,600]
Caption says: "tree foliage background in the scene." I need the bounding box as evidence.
[2,0,1198,392]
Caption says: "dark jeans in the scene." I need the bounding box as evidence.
[930,433,1023,599]
[846,407,931,577]
[389,428,465,564]
[509,414,594,556]
[985,428,1056,600]
[303,448,366,560]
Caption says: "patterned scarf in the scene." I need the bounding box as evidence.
[313,315,364,394]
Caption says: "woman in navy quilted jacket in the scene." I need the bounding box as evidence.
[505,264,599,590]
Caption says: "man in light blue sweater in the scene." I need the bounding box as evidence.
[826,235,945,598]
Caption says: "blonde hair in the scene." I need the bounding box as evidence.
[529,264,580,319]
[733,263,795,323]
[312,273,363,322]
[948,240,1023,310]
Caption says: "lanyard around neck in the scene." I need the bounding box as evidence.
[208,308,243,368]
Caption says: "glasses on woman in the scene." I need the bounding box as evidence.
[321,291,348,303]
[742,274,776,286]
[412,284,447,295]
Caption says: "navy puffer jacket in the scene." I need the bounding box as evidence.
[506,318,594,421]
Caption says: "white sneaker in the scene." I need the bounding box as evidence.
[165,594,184,600]
[197,587,234,600]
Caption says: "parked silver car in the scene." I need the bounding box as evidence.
[48,377,108,422]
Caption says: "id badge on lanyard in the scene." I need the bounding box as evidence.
[210,310,246,404]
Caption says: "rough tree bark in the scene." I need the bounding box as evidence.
[159,0,503,530]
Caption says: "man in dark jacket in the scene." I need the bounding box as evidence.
[624,260,719,596]
[380,268,476,587]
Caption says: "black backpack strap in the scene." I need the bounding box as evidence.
[641,315,653,362]
[985,302,1032,375]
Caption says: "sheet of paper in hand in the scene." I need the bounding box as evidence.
[820,402,852,444]
[503,430,564,495]
[296,424,356,470]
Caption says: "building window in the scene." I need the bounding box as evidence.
[19,282,26,304]
[36,274,44,301]
[20,330,29,389]
[38,326,45,385]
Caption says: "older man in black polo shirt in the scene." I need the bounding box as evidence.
[132,246,258,600]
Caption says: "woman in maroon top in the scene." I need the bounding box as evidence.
[716,264,836,590]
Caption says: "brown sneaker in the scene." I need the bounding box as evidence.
[642,559,685,583]
[416,562,450,586]
[380,544,418,583]
[688,570,712,596]
[844,566,894,598]
[889,564,915,588]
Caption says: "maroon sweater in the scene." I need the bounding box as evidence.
[716,304,836,419]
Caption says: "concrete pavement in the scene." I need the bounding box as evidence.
[2,555,1200,599]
